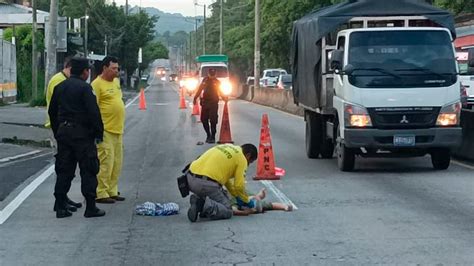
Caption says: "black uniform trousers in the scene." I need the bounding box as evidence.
[54,125,99,207]
[200,102,219,138]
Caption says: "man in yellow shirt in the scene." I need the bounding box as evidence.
[45,58,72,129]
[186,143,258,222]
[92,56,126,204]
[44,58,83,212]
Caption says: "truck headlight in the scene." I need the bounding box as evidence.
[185,79,198,92]
[344,103,372,128]
[220,81,232,96]
[436,101,461,126]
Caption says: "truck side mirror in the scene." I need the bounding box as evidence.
[342,64,355,76]
[329,50,344,71]
[469,48,474,67]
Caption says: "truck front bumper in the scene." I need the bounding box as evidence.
[344,127,462,149]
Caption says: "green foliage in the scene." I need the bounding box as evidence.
[434,0,474,15]
[3,25,45,103]
[142,42,169,71]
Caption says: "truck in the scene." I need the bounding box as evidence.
[195,54,232,96]
[456,49,474,109]
[291,0,462,171]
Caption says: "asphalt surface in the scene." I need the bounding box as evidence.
[1,76,474,265]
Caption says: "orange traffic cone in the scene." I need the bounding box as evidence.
[253,114,279,180]
[192,100,200,116]
[139,88,147,110]
[217,101,233,144]
[179,87,187,109]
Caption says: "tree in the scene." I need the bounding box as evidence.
[141,42,169,71]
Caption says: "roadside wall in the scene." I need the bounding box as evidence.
[0,40,17,104]
[241,85,474,161]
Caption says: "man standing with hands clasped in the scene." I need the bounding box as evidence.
[92,56,126,204]
[48,57,105,218]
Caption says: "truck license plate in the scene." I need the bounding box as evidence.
[393,135,415,146]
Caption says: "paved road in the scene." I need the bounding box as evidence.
[0,78,473,265]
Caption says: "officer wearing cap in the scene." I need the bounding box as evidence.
[193,68,226,143]
[48,57,106,219]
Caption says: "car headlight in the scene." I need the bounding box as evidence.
[344,103,372,128]
[220,81,232,95]
[436,101,461,126]
[185,79,198,91]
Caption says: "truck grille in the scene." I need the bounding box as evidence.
[367,107,440,129]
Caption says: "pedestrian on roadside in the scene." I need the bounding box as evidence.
[44,57,83,213]
[48,57,105,219]
[193,68,226,143]
[92,56,126,204]
[185,143,258,222]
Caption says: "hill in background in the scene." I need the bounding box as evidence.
[130,6,203,34]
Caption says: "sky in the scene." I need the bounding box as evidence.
[112,0,216,17]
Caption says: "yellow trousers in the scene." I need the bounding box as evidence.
[96,131,123,199]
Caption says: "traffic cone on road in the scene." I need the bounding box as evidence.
[217,101,234,144]
[139,88,147,110]
[253,114,279,180]
[192,100,200,116]
[179,87,187,109]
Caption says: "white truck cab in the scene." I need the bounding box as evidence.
[292,2,462,171]
[196,55,232,95]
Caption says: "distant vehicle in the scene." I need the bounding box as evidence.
[169,74,178,82]
[260,69,287,87]
[156,67,166,78]
[276,74,292,90]
[180,75,199,96]
[456,50,474,109]
[141,74,149,81]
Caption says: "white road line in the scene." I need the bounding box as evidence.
[0,165,54,224]
[452,160,474,170]
[0,87,147,225]
[260,180,298,210]
[0,150,41,163]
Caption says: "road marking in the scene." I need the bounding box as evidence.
[0,165,54,224]
[0,150,41,163]
[0,88,147,224]
[452,160,474,170]
[260,180,298,210]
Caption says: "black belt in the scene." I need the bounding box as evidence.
[190,172,220,185]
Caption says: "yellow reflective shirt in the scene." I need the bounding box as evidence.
[91,76,125,134]
[190,144,250,203]
[45,72,67,128]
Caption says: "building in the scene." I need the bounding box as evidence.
[455,14,474,51]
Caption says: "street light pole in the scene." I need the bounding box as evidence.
[32,0,38,100]
[84,9,88,58]
[203,4,206,55]
[254,0,260,89]
[46,0,58,94]
[220,0,223,54]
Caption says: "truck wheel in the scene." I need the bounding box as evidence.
[431,148,451,170]
[305,111,322,159]
[336,126,355,171]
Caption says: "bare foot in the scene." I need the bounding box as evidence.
[256,188,266,200]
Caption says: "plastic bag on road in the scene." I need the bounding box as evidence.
[135,202,179,216]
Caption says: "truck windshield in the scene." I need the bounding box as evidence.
[348,30,457,88]
[201,66,229,78]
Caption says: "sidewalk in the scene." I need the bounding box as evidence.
[0,103,51,162]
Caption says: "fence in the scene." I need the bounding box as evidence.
[0,39,17,103]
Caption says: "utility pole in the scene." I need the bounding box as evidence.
[104,35,108,56]
[219,0,223,54]
[84,8,88,58]
[254,0,260,89]
[203,4,206,54]
[125,0,129,15]
[46,0,58,92]
[194,18,198,57]
[32,0,38,100]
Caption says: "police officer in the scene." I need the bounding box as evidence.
[193,68,226,143]
[48,57,105,219]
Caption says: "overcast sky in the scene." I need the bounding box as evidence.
[112,0,216,17]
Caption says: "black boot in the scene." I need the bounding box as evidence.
[66,197,83,209]
[84,198,106,218]
[54,201,77,212]
[54,197,72,218]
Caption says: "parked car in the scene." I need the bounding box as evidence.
[260,69,287,87]
[276,74,292,90]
